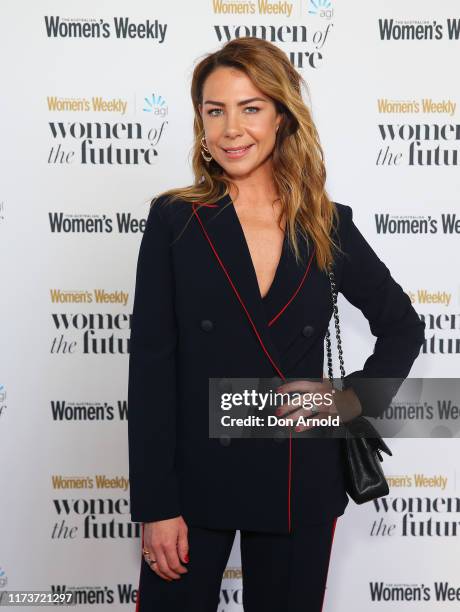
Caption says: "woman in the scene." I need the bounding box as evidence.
[128,37,425,612]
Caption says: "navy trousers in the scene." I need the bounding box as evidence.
[135,516,338,612]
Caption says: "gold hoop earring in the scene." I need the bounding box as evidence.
[200,136,213,162]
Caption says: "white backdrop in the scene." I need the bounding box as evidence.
[1,1,459,610]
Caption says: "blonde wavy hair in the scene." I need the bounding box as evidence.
[151,36,342,271]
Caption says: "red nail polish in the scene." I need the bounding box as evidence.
[184,553,189,562]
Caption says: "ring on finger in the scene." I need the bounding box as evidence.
[145,555,158,565]
[142,549,157,564]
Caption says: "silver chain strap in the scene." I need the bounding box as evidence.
[325,267,346,388]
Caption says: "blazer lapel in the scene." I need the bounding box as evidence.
[192,192,285,377]
[261,228,315,328]
[192,191,318,380]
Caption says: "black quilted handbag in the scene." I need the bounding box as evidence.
[325,268,393,504]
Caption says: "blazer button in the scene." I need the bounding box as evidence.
[302,324,314,338]
[200,319,214,332]
[219,434,231,447]
[218,378,233,392]
[273,430,287,444]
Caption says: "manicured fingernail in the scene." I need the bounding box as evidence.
[184,553,189,562]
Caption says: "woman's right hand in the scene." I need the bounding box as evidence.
[143,516,190,581]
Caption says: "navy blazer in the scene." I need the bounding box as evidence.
[127,191,425,534]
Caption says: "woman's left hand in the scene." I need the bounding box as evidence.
[275,379,363,432]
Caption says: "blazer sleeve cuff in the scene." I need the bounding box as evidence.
[129,473,181,523]
[342,370,405,419]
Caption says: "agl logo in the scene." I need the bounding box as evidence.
[308,0,334,20]
[0,567,7,588]
[143,93,168,117]
[0,384,6,419]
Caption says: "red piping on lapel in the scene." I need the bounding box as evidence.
[267,247,316,327]
[135,523,144,612]
[192,203,293,533]
[193,205,285,379]
[320,516,338,612]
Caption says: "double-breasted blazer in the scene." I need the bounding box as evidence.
[127,190,426,534]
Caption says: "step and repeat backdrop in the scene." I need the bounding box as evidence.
[1,0,459,610]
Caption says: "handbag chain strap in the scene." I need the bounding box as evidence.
[325,267,346,388]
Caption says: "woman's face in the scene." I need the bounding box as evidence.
[198,66,282,179]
